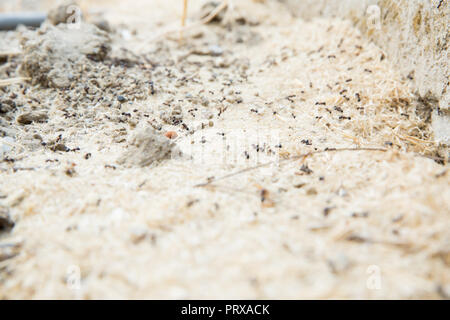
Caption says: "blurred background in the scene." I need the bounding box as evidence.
[0,0,52,11]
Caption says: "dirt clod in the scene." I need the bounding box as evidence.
[117,127,179,168]
[16,112,48,125]
[19,23,111,88]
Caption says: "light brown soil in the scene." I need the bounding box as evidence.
[0,0,449,299]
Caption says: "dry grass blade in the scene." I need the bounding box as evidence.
[180,0,189,40]
[196,0,229,25]
[0,77,29,87]
[0,51,21,57]
[195,147,449,187]
[152,0,229,41]
[195,147,389,187]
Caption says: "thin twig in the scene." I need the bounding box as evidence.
[195,147,448,187]
[195,147,388,187]
[0,51,21,57]
[180,0,189,41]
[0,77,30,87]
[197,0,228,25]
[150,0,228,42]
[397,134,438,145]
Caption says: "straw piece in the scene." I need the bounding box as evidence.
[0,77,29,87]
[152,0,228,41]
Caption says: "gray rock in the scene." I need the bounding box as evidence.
[117,127,180,168]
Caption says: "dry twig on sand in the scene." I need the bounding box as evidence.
[195,147,447,187]
[0,51,20,57]
[180,0,189,40]
[195,148,389,187]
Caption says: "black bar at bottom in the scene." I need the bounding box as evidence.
[0,300,445,318]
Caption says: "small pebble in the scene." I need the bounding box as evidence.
[165,131,178,139]
[209,45,223,56]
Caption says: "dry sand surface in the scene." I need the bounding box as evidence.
[0,0,449,299]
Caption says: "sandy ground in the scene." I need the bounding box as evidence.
[0,0,449,299]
